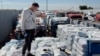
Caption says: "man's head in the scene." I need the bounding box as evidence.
[30,3,39,12]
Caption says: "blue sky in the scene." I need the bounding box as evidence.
[0,0,100,10]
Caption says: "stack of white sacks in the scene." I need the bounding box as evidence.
[57,24,100,56]
[71,27,100,56]
[33,37,68,56]
[0,39,24,56]
[1,24,100,56]
[0,37,68,56]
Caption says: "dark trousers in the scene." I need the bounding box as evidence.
[22,29,35,55]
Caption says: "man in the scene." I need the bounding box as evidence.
[21,3,39,56]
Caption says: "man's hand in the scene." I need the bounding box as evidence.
[22,31,28,37]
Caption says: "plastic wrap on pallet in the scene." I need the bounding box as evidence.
[0,39,18,56]
[72,37,100,56]
[53,48,68,56]
[1,39,18,50]
[35,37,55,41]
[57,24,100,56]
[92,31,100,38]
[71,38,88,56]
[11,48,22,56]
[35,47,54,56]
[56,42,67,50]
[6,44,18,56]
[57,25,79,38]
[31,40,38,50]
[38,40,55,48]
[0,51,7,56]
[0,39,25,56]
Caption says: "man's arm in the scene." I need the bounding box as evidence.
[21,10,28,31]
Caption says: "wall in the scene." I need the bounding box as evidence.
[0,10,21,43]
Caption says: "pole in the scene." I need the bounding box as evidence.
[46,0,49,36]
[46,0,48,11]
[0,0,3,9]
